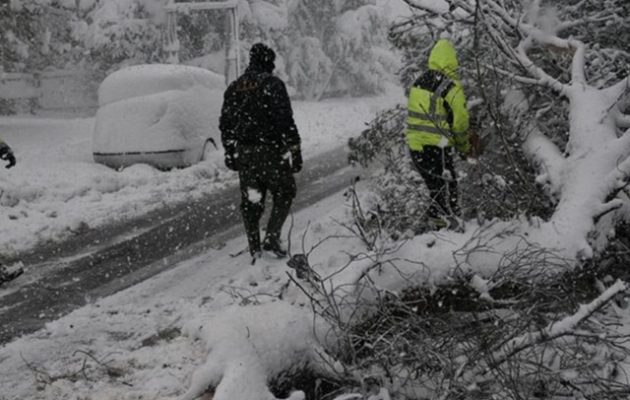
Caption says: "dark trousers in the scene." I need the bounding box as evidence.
[410,146,459,218]
[238,147,296,254]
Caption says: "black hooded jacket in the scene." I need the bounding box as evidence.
[219,60,300,164]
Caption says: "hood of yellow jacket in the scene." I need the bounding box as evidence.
[428,39,460,81]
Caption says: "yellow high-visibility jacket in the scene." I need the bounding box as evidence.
[406,39,469,153]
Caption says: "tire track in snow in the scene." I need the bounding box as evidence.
[0,145,360,344]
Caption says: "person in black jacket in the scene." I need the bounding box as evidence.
[0,139,16,169]
[0,139,21,286]
[219,43,302,262]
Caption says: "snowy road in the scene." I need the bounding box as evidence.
[0,146,361,344]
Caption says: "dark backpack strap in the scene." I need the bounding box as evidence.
[429,76,454,116]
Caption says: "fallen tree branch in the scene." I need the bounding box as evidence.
[593,199,624,224]
[454,280,628,387]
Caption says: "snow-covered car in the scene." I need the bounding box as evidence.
[93,64,225,170]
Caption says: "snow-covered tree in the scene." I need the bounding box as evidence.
[0,0,81,72]
[214,0,397,99]
[284,0,398,98]
[68,0,397,99]
[81,0,165,78]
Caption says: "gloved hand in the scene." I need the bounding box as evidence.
[289,145,302,173]
[0,142,16,169]
[225,153,238,171]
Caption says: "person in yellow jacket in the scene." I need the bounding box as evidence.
[406,39,469,227]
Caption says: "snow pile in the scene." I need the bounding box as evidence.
[93,64,226,169]
[179,302,339,400]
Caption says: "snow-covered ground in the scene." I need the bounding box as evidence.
[0,189,361,399]
[0,86,412,399]
[2,176,469,400]
[0,86,404,257]
[4,156,629,400]
[2,85,630,398]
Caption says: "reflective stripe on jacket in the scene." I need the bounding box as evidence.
[406,39,469,153]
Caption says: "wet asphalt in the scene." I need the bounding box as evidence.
[0,146,361,345]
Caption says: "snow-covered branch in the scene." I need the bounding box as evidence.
[610,80,630,129]
[515,37,567,94]
[594,199,625,223]
[441,280,629,391]
[569,39,586,84]
[486,0,526,29]
[402,0,450,15]
[606,147,630,194]
[557,13,620,33]
[478,64,540,86]
[484,280,627,371]
[523,127,565,192]
[617,114,630,129]
[607,76,630,99]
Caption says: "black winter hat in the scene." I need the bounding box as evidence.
[249,43,276,72]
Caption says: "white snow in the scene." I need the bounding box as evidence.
[2,78,630,397]
[1,185,628,399]
[0,188,355,400]
[84,0,168,50]
[2,2,629,395]
[0,87,404,256]
[97,64,224,107]
[178,302,331,400]
[374,0,412,20]
[246,187,263,204]
[250,1,289,31]
[0,79,404,399]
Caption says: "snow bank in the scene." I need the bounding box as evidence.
[93,64,225,169]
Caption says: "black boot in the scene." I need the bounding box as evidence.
[242,204,262,262]
[248,232,262,262]
[244,223,262,265]
[0,264,23,286]
[262,235,287,258]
